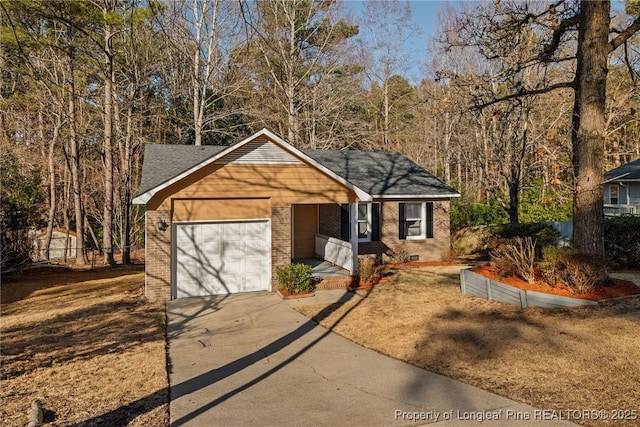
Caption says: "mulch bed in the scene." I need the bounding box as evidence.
[471,264,640,301]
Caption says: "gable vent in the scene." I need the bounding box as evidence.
[218,137,303,165]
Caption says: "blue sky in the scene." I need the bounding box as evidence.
[345,0,454,84]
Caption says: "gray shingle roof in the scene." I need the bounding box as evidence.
[137,143,459,198]
[302,149,459,197]
[138,144,226,195]
[605,158,640,181]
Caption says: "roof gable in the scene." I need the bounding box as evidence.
[219,137,302,165]
[133,129,371,204]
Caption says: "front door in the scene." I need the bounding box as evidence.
[293,205,318,259]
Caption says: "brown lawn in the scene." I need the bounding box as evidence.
[296,264,640,427]
[0,266,168,426]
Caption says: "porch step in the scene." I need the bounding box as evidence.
[315,275,353,290]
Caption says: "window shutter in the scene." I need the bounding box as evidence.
[426,202,434,238]
[372,203,380,241]
[398,203,406,240]
[340,204,350,241]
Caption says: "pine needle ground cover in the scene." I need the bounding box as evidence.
[1,266,168,426]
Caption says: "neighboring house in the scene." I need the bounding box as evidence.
[604,158,640,217]
[31,228,77,261]
[133,129,459,301]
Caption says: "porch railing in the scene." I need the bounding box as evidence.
[315,234,353,273]
[604,204,639,217]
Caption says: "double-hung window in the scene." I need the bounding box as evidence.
[609,185,619,205]
[341,203,380,242]
[357,203,370,241]
[399,202,433,240]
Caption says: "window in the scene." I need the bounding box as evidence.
[357,204,370,240]
[610,185,619,205]
[340,203,380,242]
[399,202,433,240]
[405,203,423,238]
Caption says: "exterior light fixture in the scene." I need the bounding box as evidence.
[157,218,168,231]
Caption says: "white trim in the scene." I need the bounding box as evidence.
[405,202,426,240]
[371,193,460,199]
[357,202,372,243]
[133,128,372,205]
[349,203,359,275]
[603,172,630,184]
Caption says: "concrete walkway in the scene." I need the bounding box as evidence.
[167,292,574,426]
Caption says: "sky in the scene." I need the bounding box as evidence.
[345,0,455,85]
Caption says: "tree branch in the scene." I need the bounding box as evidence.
[540,13,580,62]
[609,16,640,53]
[471,80,575,111]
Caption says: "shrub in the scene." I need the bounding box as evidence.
[490,237,536,283]
[605,216,640,268]
[358,257,378,282]
[487,222,559,258]
[276,263,314,294]
[539,248,608,295]
[539,246,564,285]
[387,246,409,264]
[560,252,608,295]
[451,196,508,230]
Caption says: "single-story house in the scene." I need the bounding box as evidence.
[133,129,460,301]
[604,158,640,217]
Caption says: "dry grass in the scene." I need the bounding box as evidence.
[1,266,168,426]
[296,265,640,427]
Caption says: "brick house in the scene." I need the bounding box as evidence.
[133,129,459,301]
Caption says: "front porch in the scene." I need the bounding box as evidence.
[604,204,640,217]
[293,257,354,290]
[292,203,360,276]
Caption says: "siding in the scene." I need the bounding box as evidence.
[629,183,640,205]
[218,137,303,165]
[148,163,358,210]
[172,198,270,221]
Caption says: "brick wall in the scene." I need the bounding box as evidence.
[271,206,291,290]
[318,203,341,238]
[368,200,450,262]
[145,210,172,302]
[318,201,451,262]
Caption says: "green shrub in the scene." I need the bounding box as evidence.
[490,237,536,283]
[605,216,640,268]
[276,263,314,294]
[451,196,508,230]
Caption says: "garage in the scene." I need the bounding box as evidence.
[174,220,271,298]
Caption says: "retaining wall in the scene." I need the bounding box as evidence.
[460,268,598,308]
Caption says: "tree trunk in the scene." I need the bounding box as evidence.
[43,114,61,261]
[67,45,88,265]
[572,0,608,255]
[103,11,115,265]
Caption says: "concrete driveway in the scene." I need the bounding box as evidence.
[167,292,573,426]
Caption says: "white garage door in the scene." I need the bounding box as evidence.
[174,221,270,298]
